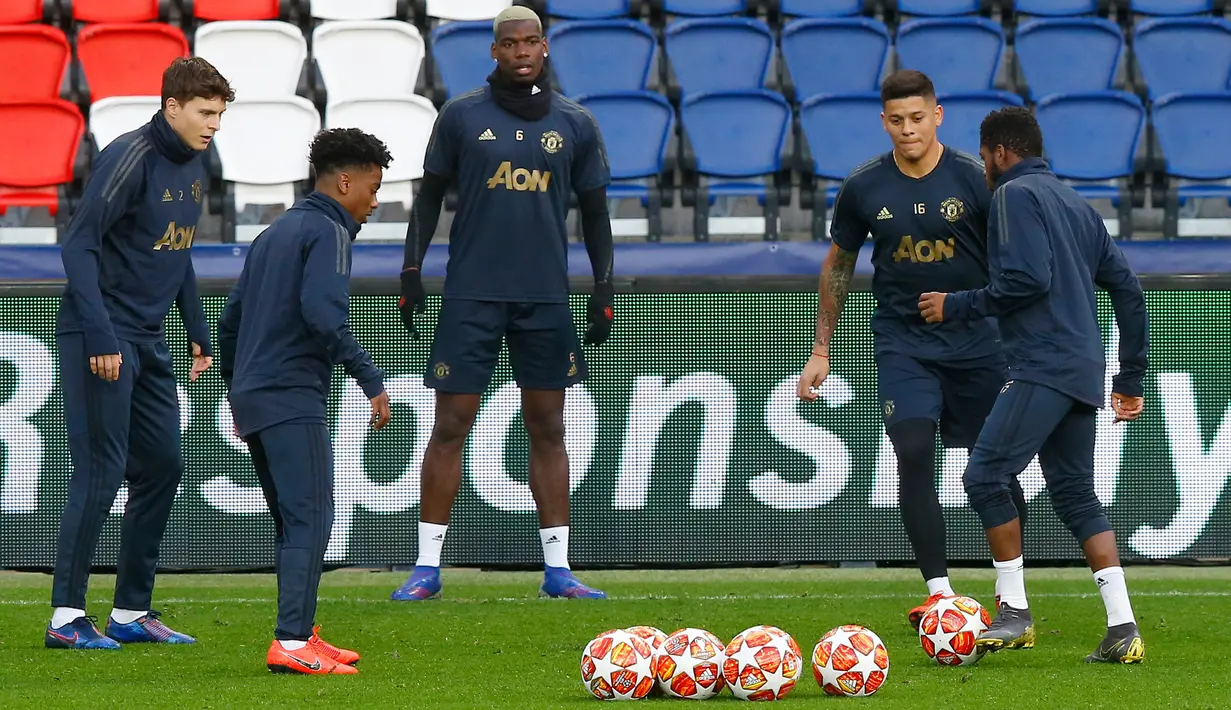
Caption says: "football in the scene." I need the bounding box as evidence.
[723,625,804,701]
[811,625,890,697]
[656,627,727,699]
[581,629,657,701]
[918,595,992,666]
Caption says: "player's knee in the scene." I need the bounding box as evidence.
[430,408,476,448]
[888,419,936,486]
[1048,484,1108,543]
[523,411,565,448]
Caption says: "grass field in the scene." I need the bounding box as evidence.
[0,566,1227,708]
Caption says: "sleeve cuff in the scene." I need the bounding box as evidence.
[944,292,971,322]
[1111,374,1144,398]
[84,330,119,357]
[359,375,385,400]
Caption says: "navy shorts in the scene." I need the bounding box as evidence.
[876,352,1007,448]
[425,299,586,394]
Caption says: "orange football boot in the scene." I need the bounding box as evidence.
[310,626,360,666]
[908,592,947,631]
[267,639,358,675]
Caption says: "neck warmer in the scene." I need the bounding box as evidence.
[486,59,553,122]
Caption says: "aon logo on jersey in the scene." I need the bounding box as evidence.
[153,222,195,251]
[487,161,552,192]
[893,235,955,263]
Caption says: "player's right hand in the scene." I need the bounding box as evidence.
[1112,392,1144,423]
[398,267,426,339]
[370,391,392,430]
[797,354,830,401]
[89,353,123,382]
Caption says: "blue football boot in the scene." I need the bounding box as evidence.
[105,610,196,644]
[45,616,122,650]
[391,566,442,601]
[540,566,607,599]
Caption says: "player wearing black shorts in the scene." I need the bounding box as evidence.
[393,7,613,601]
[797,70,1028,628]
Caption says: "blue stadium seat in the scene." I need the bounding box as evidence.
[936,91,1024,156]
[546,0,632,18]
[1133,18,1231,100]
[1013,0,1099,15]
[548,21,656,96]
[429,21,493,100]
[779,0,863,16]
[895,18,1005,92]
[797,92,885,236]
[577,91,675,239]
[1035,91,1145,236]
[781,18,890,99]
[664,0,747,15]
[897,0,981,15]
[665,18,774,97]
[1130,0,1214,16]
[1151,91,1231,237]
[679,90,792,239]
[1015,18,1123,100]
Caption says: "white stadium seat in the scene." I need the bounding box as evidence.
[426,0,512,21]
[310,0,398,20]
[213,96,321,238]
[313,21,424,106]
[88,96,162,149]
[194,21,307,97]
[326,95,437,217]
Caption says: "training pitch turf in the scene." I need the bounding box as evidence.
[0,566,1226,708]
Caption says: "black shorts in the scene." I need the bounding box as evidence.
[876,352,1007,448]
[424,299,586,394]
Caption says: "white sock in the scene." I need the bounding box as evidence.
[541,526,570,570]
[416,522,448,567]
[925,576,953,597]
[993,556,1028,609]
[51,607,85,628]
[110,608,147,624]
[279,640,307,650]
[1093,566,1135,627]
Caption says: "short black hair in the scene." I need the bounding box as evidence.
[880,70,935,105]
[308,128,392,177]
[980,107,1044,159]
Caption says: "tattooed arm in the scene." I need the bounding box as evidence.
[814,242,860,358]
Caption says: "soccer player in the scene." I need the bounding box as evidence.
[796,70,1029,629]
[918,107,1149,663]
[392,6,613,601]
[47,57,232,650]
[217,128,393,675]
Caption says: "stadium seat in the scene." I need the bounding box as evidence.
[1035,91,1144,237]
[665,18,774,97]
[547,20,657,96]
[72,0,165,22]
[1133,18,1231,100]
[679,90,792,240]
[194,21,307,98]
[313,21,424,106]
[77,24,189,103]
[546,0,632,19]
[1015,18,1123,101]
[897,0,981,15]
[425,0,511,21]
[88,96,162,150]
[1151,91,1231,237]
[936,91,1024,156]
[0,100,84,223]
[325,96,437,216]
[576,91,675,240]
[663,0,747,15]
[0,0,46,24]
[781,18,891,100]
[1130,0,1214,16]
[1013,0,1099,15]
[797,92,885,236]
[0,25,70,101]
[309,0,399,20]
[779,0,863,16]
[192,0,283,21]
[211,97,321,242]
[430,21,495,100]
[895,18,1005,92]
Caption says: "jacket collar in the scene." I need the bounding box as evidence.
[302,191,361,239]
[996,156,1052,189]
[147,111,199,165]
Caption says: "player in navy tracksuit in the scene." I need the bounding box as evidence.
[919,107,1149,664]
[47,58,233,650]
[393,6,612,601]
[218,128,392,675]
[798,71,1028,628]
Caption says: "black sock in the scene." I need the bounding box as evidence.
[889,418,946,582]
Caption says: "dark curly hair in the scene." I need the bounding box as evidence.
[308,128,392,177]
[980,107,1044,159]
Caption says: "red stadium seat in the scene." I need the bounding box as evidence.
[0,25,71,100]
[0,0,45,24]
[78,24,189,101]
[193,0,281,20]
[0,100,84,215]
[73,0,163,22]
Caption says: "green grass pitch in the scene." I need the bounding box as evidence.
[0,566,1227,708]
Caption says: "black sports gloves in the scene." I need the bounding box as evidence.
[585,281,614,345]
[398,267,426,339]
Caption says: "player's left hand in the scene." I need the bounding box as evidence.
[585,281,614,345]
[919,292,947,323]
[190,342,213,382]
[1112,392,1144,422]
[369,391,392,430]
